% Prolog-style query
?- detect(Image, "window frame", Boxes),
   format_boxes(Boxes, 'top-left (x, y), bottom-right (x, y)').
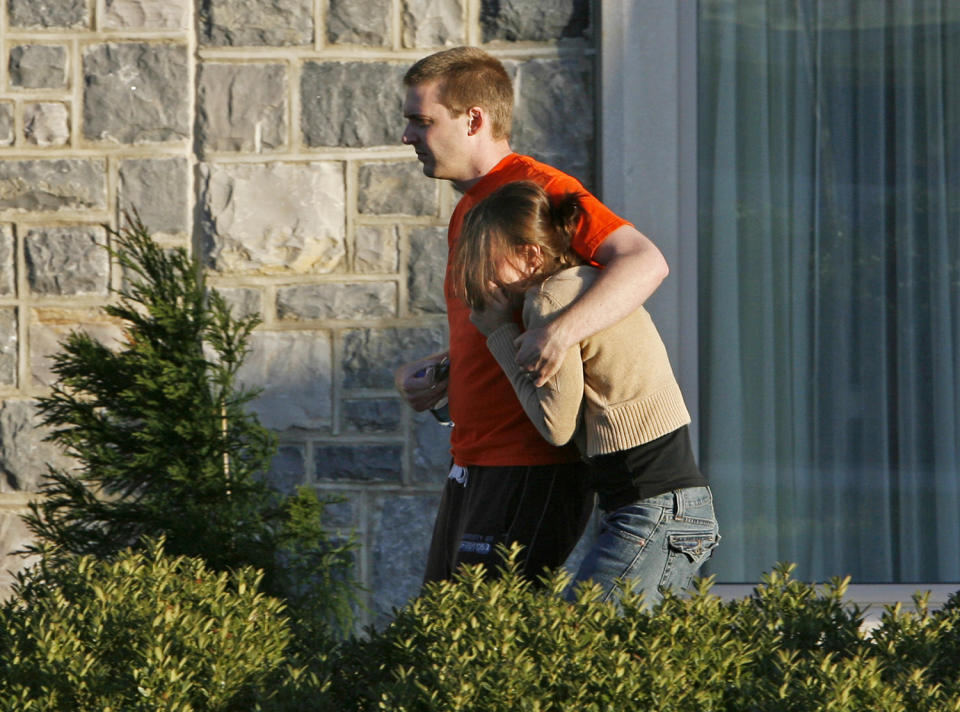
top-left (596, 0), bottom-right (955, 613)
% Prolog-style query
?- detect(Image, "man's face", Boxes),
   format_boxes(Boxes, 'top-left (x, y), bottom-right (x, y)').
top-left (402, 81), bottom-right (473, 183)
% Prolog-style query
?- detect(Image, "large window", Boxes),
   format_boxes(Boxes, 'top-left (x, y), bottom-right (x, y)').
top-left (697, 1), bottom-right (960, 583)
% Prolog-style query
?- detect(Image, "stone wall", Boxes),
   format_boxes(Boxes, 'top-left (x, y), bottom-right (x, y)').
top-left (0, 0), bottom-right (596, 626)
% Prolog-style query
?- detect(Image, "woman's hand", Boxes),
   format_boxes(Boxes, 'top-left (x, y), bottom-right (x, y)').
top-left (469, 285), bottom-right (517, 336)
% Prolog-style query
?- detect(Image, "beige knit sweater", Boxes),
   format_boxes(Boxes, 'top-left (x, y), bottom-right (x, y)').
top-left (485, 266), bottom-right (691, 457)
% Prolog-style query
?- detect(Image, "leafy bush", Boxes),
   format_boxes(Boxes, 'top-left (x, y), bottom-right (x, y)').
top-left (315, 547), bottom-right (960, 712)
top-left (0, 540), bottom-right (296, 711)
top-left (3, 541), bottom-right (959, 710)
top-left (21, 215), bottom-right (358, 638)
top-left (871, 591), bottom-right (960, 709)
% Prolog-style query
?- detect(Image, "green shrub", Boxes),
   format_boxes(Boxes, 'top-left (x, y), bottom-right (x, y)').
top-left (315, 547), bottom-right (960, 712)
top-left (0, 540), bottom-right (293, 712)
top-left (871, 591), bottom-right (960, 709)
top-left (3, 539), bottom-right (960, 710)
top-left (21, 215), bottom-right (358, 639)
top-left (323, 547), bottom-right (754, 712)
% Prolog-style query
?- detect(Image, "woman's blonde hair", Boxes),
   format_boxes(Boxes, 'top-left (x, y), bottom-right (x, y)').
top-left (451, 181), bottom-right (584, 310)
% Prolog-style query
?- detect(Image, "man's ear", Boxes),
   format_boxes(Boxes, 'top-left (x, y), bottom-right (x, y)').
top-left (466, 106), bottom-right (483, 135)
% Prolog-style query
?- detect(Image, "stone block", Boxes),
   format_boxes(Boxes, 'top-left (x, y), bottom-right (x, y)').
top-left (8, 45), bottom-right (68, 89)
top-left (411, 410), bottom-right (451, 483)
top-left (481, 0), bottom-right (590, 42)
top-left (313, 443), bottom-right (402, 482)
top-left (25, 226), bottom-right (109, 297)
top-left (8, 0), bottom-right (87, 28)
top-left (29, 308), bottom-right (125, 388)
top-left (354, 225), bottom-right (399, 274)
top-left (267, 444), bottom-right (306, 494)
top-left (0, 225), bottom-right (15, 296)
top-left (0, 399), bottom-right (75, 493)
top-left (104, 0), bottom-right (189, 29)
top-left (370, 493), bottom-right (440, 623)
top-left (0, 103), bottom-right (13, 146)
top-left (341, 326), bottom-right (447, 390)
top-left (402, 0), bottom-right (465, 48)
top-left (198, 0), bottom-right (313, 46)
top-left (199, 162), bottom-right (346, 275)
top-left (318, 494), bottom-right (359, 532)
top-left (358, 162), bottom-right (438, 216)
top-left (408, 226), bottom-right (447, 314)
top-left (301, 62), bottom-right (406, 148)
top-left (342, 398), bottom-right (403, 433)
top-left (197, 63), bottom-right (287, 153)
top-left (118, 158), bottom-right (189, 236)
top-left (213, 286), bottom-right (262, 320)
top-left (23, 102), bottom-right (70, 147)
top-left (237, 330), bottom-right (333, 432)
top-left (25, 226), bottom-right (108, 296)
top-left (0, 512), bottom-right (36, 599)
top-left (0, 159), bottom-right (106, 212)
top-left (512, 57), bottom-right (594, 188)
top-left (83, 43), bottom-right (189, 144)
top-left (327, 0), bottom-right (390, 46)
top-left (277, 282), bottom-right (396, 321)
top-left (0, 308), bottom-right (17, 386)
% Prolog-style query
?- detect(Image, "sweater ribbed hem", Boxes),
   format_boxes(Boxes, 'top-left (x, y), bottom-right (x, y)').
top-left (586, 382), bottom-right (690, 457)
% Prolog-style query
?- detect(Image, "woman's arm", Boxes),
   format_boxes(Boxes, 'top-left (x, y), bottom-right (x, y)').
top-left (513, 224), bottom-right (668, 386)
top-left (480, 292), bottom-right (584, 446)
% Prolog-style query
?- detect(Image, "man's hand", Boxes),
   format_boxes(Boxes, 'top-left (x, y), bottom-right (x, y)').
top-left (394, 351), bottom-right (450, 411)
top-left (514, 320), bottom-right (571, 387)
top-left (468, 286), bottom-right (515, 336)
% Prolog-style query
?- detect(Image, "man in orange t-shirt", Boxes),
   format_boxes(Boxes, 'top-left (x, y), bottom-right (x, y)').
top-left (394, 47), bottom-right (669, 583)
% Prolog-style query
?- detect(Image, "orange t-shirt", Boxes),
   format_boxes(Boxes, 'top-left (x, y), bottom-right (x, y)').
top-left (445, 153), bottom-right (631, 466)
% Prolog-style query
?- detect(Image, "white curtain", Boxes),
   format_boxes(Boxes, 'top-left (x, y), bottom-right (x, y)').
top-left (698, 0), bottom-right (960, 582)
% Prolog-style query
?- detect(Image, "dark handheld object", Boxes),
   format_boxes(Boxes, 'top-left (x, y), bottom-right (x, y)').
top-left (414, 357), bottom-right (450, 383)
top-left (415, 357), bottom-right (453, 427)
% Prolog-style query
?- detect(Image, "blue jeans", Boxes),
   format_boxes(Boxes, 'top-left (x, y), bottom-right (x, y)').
top-left (567, 487), bottom-right (719, 608)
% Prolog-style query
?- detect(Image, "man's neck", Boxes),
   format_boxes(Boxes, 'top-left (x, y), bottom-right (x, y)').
top-left (452, 142), bottom-right (512, 193)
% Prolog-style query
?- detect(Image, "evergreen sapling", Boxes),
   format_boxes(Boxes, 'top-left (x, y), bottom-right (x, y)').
top-left (22, 215), bottom-right (358, 637)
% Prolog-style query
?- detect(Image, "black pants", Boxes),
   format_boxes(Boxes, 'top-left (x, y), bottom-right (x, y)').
top-left (422, 462), bottom-right (594, 586)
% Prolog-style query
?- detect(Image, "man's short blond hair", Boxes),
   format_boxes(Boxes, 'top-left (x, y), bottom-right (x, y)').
top-left (404, 46), bottom-right (514, 140)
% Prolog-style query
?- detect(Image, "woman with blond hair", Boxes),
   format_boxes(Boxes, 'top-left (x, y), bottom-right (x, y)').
top-left (451, 181), bottom-right (720, 607)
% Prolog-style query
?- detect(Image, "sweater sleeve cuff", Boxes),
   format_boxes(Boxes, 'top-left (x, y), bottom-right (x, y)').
top-left (486, 323), bottom-right (523, 370)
